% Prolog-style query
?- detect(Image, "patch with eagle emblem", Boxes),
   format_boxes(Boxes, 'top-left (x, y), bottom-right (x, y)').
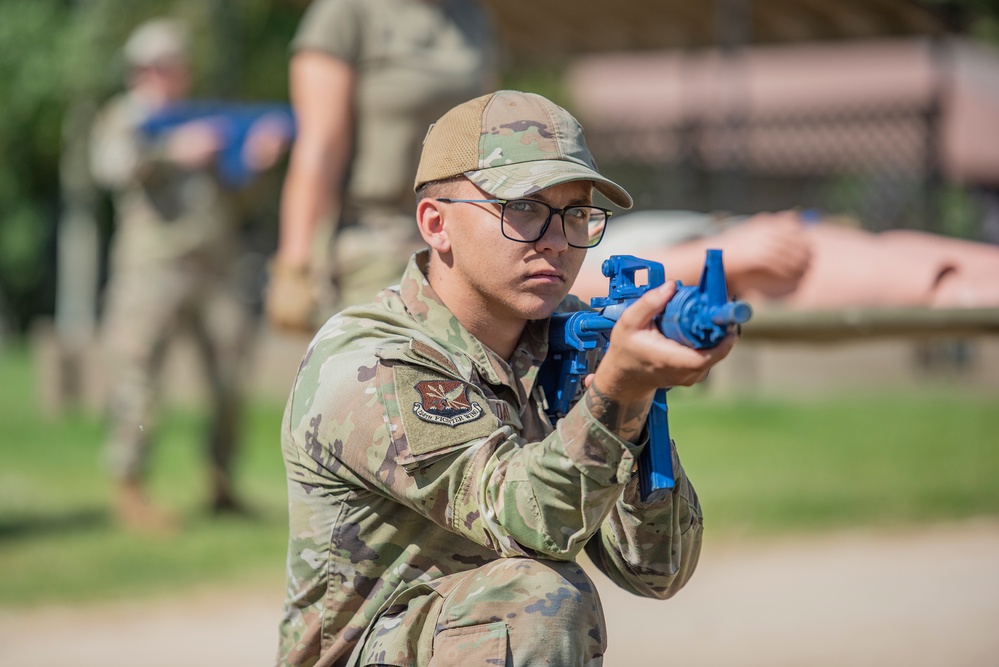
top-left (390, 365), bottom-right (497, 461)
top-left (412, 379), bottom-right (483, 427)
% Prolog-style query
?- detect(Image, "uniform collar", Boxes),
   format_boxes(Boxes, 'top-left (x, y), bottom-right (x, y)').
top-left (398, 250), bottom-right (549, 394)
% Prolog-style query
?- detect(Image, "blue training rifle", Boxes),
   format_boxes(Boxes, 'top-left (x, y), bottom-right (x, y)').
top-left (139, 101), bottom-right (296, 188)
top-left (538, 250), bottom-right (752, 502)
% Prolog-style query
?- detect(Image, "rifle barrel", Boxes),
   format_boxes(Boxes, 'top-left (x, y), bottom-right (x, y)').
top-left (710, 301), bottom-right (753, 326)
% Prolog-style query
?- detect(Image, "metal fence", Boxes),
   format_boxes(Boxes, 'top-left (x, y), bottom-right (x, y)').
top-left (585, 101), bottom-right (995, 239)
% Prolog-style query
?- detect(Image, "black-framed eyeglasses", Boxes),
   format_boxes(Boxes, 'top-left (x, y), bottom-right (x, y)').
top-left (436, 198), bottom-right (612, 249)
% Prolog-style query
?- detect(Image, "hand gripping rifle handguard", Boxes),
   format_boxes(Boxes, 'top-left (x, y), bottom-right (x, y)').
top-left (139, 102), bottom-right (296, 188)
top-left (538, 250), bottom-right (752, 502)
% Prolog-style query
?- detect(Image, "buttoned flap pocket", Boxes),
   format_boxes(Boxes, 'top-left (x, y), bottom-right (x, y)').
top-left (382, 364), bottom-right (500, 472)
top-left (429, 622), bottom-right (509, 667)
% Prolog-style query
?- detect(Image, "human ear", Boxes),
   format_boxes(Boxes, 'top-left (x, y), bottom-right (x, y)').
top-left (416, 198), bottom-right (451, 253)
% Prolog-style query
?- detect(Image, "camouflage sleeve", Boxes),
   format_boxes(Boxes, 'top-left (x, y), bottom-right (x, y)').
top-left (89, 98), bottom-right (170, 190)
top-left (90, 100), bottom-right (143, 189)
top-left (584, 440), bottom-right (704, 600)
top-left (286, 340), bottom-right (641, 562)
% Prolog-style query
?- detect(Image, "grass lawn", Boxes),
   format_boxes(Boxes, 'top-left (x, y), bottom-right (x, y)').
top-left (2, 342), bottom-right (998, 607)
top-left (0, 342), bottom-right (290, 607)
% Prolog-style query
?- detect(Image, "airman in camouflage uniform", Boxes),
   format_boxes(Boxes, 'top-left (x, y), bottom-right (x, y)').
top-left (277, 91), bottom-right (736, 666)
top-left (265, 0), bottom-right (497, 331)
top-left (91, 19), bottom-right (281, 529)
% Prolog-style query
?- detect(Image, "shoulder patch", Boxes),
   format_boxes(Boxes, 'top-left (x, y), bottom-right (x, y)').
top-left (394, 365), bottom-right (497, 459)
top-left (412, 379), bottom-right (483, 427)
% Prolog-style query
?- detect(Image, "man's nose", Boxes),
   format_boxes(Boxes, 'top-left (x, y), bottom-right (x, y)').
top-left (535, 213), bottom-right (569, 252)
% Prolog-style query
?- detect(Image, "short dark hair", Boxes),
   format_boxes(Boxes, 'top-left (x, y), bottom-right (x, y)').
top-left (415, 175), bottom-right (467, 204)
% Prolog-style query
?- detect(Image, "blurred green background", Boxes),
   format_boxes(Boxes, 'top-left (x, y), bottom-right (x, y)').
top-left (0, 0), bottom-right (303, 335)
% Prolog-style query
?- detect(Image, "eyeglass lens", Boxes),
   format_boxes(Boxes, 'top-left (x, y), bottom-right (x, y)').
top-left (501, 200), bottom-right (607, 248)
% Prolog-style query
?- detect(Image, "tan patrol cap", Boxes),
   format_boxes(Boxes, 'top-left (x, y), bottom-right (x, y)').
top-left (124, 18), bottom-right (189, 67)
top-left (414, 90), bottom-right (633, 209)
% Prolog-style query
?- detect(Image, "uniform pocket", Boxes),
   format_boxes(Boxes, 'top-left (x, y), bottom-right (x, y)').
top-left (429, 621), bottom-right (508, 667)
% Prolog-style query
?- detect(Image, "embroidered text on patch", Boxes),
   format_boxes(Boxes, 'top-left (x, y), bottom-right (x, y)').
top-left (412, 380), bottom-right (483, 427)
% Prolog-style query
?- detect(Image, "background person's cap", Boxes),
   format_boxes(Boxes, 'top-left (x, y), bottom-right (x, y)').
top-left (124, 18), bottom-right (190, 67)
top-left (414, 90), bottom-right (633, 209)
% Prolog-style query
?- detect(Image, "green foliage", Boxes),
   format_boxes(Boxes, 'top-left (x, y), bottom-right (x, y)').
top-left (0, 2), bottom-right (70, 330)
top-left (0, 204), bottom-right (47, 294)
top-left (0, 0), bottom-right (302, 333)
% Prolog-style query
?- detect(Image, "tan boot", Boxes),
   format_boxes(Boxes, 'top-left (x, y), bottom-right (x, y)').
top-left (114, 478), bottom-right (179, 534)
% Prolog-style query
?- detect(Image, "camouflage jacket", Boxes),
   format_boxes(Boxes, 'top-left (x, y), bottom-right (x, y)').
top-left (277, 250), bottom-right (703, 666)
top-left (291, 0), bottom-right (496, 225)
top-left (89, 92), bottom-right (242, 269)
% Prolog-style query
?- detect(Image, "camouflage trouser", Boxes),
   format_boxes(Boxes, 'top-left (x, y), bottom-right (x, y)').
top-left (101, 254), bottom-right (251, 482)
top-left (353, 558), bottom-right (607, 667)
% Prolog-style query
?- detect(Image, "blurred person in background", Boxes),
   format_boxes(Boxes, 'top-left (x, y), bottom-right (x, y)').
top-left (90, 18), bottom-right (288, 531)
top-left (573, 208), bottom-right (999, 310)
top-left (264, 0), bottom-right (498, 333)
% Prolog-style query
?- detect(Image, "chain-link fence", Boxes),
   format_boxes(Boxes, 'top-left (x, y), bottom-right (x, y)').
top-left (585, 98), bottom-right (996, 240)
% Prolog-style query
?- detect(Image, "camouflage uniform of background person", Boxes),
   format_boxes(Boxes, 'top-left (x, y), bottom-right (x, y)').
top-left (90, 18), bottom-right (288, 531)
top-left (264, 0), bottom-right (497, 332)
top-left (573, 209), bottom-right (999, 310)
top-left (276, 90), bottom-right (737, 667)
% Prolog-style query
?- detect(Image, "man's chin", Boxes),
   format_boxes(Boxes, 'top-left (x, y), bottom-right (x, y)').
top-left (515, 292), bottom-right (569, 321)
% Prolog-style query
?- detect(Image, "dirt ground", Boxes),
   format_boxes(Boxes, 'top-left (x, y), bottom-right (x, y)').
top-left (2, 518), bottom-right (997, 667)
